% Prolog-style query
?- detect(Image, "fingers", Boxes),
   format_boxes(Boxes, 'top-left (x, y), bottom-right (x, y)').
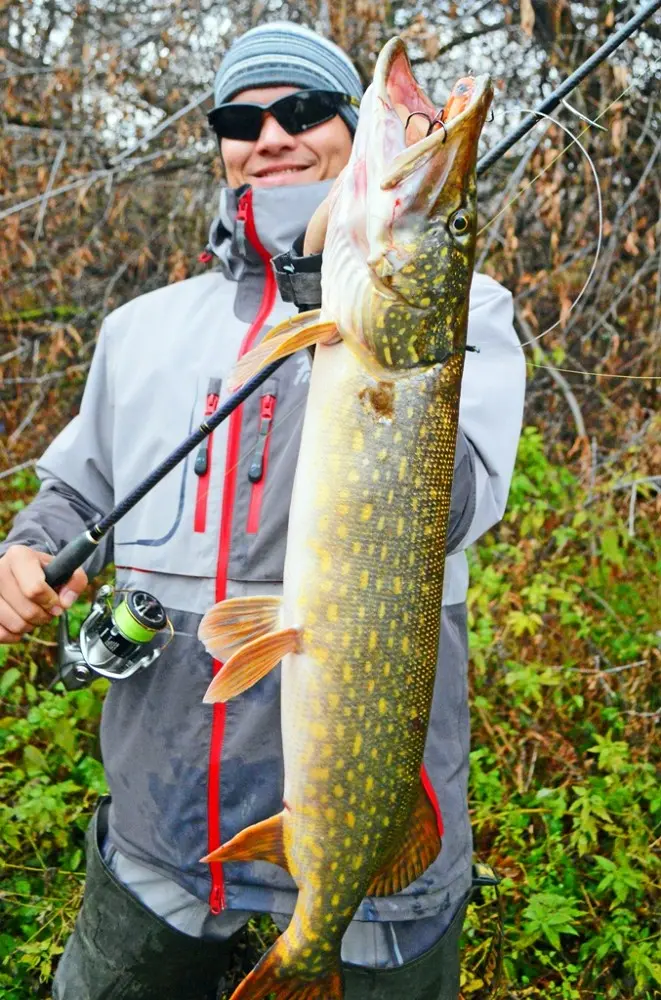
top-left (303, 197), bottom-right (331, 256)
top-left (0, 546), bottom-right (88, 644)
top-left (303, 173), bottom-right (344, 256)
top-left (0, 571), bottom-right (54, 627)
top-left (0, 595), bottom-right (31, 641)
top-left (54, 565), bottom-right (88, 610)
top-left (8, 549), bottom-right (63, 613)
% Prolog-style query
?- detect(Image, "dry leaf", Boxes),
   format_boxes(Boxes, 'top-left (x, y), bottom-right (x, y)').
top-left (611, 116), bottom-right (626, 153)
top-left (612, 65), bottom-right (629, 90)
top-left (559, 295), bottom-right (572, 327)
top-left (623, 231), bottom-right (639, 256)
top-left (520, 0), bottom-right (535, 36)
top-left (424, 32), bottom-right (440, 61)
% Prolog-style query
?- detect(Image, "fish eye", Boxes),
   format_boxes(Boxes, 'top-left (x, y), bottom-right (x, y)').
top-left (450, 211), bottom-right (470, 235)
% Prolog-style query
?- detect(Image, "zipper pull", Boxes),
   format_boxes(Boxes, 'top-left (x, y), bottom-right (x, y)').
top-left (195, 379), bottom-right (221, 477)
top-left (236, 188), bottom-right (251, 220)
top-left (248, 394), bottom-right (275, 484)
top-left (194, 441), bottom-right (210, 476)
top-left (209, 883), bottom-right (223, 915)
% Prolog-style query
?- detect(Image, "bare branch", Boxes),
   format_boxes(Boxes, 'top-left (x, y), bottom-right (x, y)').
top-left (515, 307), bottom-right (587, 439)
top-left (33, 138), bottom-right (67, 242)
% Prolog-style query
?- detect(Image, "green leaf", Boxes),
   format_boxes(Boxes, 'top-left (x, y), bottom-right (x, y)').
top-left (600, 528), bottom-right (625, 569)
top-left (0, 668), bottom-right (21, 697)
top-left (22, 745), bottom-right (49, 775)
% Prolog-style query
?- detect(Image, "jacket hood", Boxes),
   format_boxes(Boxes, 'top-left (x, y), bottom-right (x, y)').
top-left (208, 181), bottom-right (334, 281)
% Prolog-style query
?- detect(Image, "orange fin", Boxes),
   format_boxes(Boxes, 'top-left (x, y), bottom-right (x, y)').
top-left (261, 308), bottom-right (323, 343)
top-left (367, 779), bottom-right (441, 896)
top-left (201, 810), bottom-right (288, 870)
top-left (202, 627), bottom-right (300, 702)
top-left (198, 595), bottom-right (282, 659)
top-left (229, 940), bottom-right (343, 1000)
top-left (230, 314), bottom-right (337, 389)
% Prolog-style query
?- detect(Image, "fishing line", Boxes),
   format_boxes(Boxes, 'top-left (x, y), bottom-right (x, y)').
top-left (219, 393), bottom-right (311, 485)
top-left (527, 362), bottom-right (661, 379)
top-left (478, 60), bottom-right (659, 236)
top-left (482, 101), bottom-right (659, 379)
top-left (560, 98), bottom-right (608, 131)
top-left (489, 108), bottom-right (603, 346)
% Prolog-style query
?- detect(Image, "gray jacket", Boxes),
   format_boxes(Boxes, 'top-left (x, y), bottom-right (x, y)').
top-left (2, 181), bottom-right (525, 922)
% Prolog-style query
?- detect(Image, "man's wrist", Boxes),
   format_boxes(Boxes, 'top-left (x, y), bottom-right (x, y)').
top-left (272, 232), bottom-right (323, 312)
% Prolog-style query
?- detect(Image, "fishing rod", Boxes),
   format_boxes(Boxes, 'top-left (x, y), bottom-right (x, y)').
top-left (43, 0), bottom-right (661, 623)
top-left (477, 0), bottom-right (661, 176)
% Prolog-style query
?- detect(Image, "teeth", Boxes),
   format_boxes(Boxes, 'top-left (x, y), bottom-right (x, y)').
top-left (260, 167), bottom-right (306, 176)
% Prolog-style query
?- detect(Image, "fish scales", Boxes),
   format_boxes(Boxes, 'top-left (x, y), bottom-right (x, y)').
top-left (198, 36), bottom-right (493, 1000)
top-left (279, 350), bottom-right (463, 971)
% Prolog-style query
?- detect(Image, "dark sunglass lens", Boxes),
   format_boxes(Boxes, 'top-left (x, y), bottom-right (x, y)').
top-left (209, 105), bottom-right (263, 141)
top-left (274, 91), bottom-right (342, 134)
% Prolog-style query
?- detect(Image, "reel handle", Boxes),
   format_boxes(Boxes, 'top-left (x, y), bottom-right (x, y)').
top-left (44, 533), bottom-right (98, 590)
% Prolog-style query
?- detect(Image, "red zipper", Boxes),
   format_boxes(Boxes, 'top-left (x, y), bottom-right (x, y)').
top-left (421, 764), bottom-right (444, 838)
top-left (193, 384), bottom-right (221, 534)
top-left (246, 393), bottom-right (276, 534)
top-left (207, 187), bottom-right (278, 913)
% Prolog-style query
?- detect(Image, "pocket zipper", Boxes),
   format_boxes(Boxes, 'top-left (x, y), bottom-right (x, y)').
top-left (193, 378), bottom-right (221, 534)
top-left (246, 392), bottom-right (276, 534)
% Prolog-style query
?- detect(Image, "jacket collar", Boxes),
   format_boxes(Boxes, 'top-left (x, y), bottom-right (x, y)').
top-left (208, 181), bottom-right (333, 281)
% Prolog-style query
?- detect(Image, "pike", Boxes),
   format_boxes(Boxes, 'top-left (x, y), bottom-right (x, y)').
top-left (198, 37), bottom-right (493, 1000)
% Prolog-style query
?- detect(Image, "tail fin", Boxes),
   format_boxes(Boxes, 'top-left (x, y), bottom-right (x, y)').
top-left (230, 940), bottom-right (343, 1000)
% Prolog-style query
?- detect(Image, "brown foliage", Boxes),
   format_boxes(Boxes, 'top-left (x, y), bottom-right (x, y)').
top-left (1, 0), bottom-right (659, 477)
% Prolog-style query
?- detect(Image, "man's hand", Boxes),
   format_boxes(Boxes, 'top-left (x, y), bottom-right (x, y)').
top-left (303, 171), bottom-right (345, 256)
top-left (303, 174), bottom-right (343, 346)
top-left (0, 546), bottom-right (87, 643)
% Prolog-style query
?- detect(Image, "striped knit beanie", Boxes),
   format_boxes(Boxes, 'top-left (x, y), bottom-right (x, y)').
top-left (213, 22), bottom-right (363, 135)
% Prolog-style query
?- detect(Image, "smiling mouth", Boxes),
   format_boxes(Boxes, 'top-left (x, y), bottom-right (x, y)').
top-left (253, 165), bottom-right (311, 178)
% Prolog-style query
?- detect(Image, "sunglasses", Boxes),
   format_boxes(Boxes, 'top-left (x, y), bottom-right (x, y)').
top-left (208, 89), bottom-right (360, 142)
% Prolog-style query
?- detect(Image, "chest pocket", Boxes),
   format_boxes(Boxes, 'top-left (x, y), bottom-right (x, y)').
top-left (112, 378), bottom-right (223, 579)
top-left (228, 352), bottom-right (311, 583)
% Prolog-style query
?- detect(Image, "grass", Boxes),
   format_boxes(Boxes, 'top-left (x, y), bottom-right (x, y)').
top-left (0, 426), bottom-right (659, 999)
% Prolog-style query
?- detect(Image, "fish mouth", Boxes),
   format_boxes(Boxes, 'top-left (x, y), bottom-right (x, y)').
top-left (375, 38), bottom-right (492, 190)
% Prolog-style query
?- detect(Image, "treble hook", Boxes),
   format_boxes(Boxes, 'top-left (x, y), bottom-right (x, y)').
top-left (404, 111), bottom-right (448, 143)
top-left (426, 114), bottom-right (448, 141)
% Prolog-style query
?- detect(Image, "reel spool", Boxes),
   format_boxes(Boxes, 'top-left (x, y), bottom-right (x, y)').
top-left (57, 585), bottom-right (169, 690)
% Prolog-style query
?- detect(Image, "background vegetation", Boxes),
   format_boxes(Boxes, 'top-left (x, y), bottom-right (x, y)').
top-left (1, 0), bottom-right (659, 997)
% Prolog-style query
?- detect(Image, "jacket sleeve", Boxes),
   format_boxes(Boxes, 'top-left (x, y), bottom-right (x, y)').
top-left (0, 322), bottom-right (115, 580)
top-left (449, 274), bottom-right (526, 552)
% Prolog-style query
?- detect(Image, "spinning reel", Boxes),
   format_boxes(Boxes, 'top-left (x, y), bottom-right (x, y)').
top-left (57, 585), bottom-right (171, 690)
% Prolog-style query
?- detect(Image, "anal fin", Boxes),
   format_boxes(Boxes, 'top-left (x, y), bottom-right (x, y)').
top-left (198, 595), bottom-right (282, 660)
top-left (230, 311), bottom-right (337, 389)
top-left (202, 627), bottom-right (300, 702)
top-left (201, 810), bottom-right (288, 871)
top-left (367, 778), bottom-right (442, 897)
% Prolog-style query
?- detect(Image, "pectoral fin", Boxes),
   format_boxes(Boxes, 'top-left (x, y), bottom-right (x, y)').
top-left (261, 308), bottom-right (323, 342)
top-left (201, 811), bottom-right (288, 870)
top-left (230, 312), bottom-right (337, 389)
top-left (202, 627), bottom-right (300, 702)
top-left (198, 595), bottom-right (282, 659)
top-left (367, 778), bottom-right (442, 897)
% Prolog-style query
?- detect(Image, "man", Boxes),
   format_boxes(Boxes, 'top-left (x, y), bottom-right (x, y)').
top-left (0, 21), bottom-right (525, 1000)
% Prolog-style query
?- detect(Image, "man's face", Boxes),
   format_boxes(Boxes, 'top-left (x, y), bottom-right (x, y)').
top-left (220, 85), bottom-right (353, 189)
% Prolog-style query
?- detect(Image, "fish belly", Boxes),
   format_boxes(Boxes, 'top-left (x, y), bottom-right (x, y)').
top-left (279, 340), bottom-right (462, 942)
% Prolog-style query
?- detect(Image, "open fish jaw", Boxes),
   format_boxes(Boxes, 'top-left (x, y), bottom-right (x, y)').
top-left (322, 38), bottom-right (492, 372)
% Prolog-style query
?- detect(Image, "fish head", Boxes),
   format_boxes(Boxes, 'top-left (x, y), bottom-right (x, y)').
top-left (325, 38), bottom-right (492, 372)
